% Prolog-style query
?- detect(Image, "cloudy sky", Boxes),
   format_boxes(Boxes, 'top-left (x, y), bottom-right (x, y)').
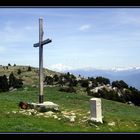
top-left (0, 8), bottom-right (140, 71)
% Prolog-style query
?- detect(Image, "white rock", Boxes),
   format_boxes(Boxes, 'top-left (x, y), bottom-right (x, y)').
top-left (63, 115), bottom-right (70, 119)
top-left (87, 111), bottom-right (90, 114)
top-left (44, 111), bottom-right (54, 116)
top-left (108, 122), bottom-right (115, 126)
top-left (36, 113), bottom-right (44, 116)
top-left (70, 113), bottom-right (75, 116)
top-left (70, 116), bottom-right (75, 122)
top-left (53, 115), bottom-right (58, 119)
top-left (83, 116), bottom-right (88, 119)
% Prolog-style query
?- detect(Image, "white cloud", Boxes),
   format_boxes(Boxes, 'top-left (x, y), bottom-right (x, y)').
top-left (48, 63), bottom-right (72, 72)
top-left (78, 24), bottom-right (91, 31)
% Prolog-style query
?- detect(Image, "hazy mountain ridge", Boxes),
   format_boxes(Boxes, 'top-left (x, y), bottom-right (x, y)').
top-left (66, 67), bottom-right (140, 90)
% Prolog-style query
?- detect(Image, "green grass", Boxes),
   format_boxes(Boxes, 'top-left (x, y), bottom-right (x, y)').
top-left (0, 86), bottom-right (140, 132)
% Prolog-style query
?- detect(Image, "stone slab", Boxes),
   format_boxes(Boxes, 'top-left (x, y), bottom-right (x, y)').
top-left (90, 98), bottom-right (103, 123)
top-left (28, 101), bottom-right (59, 112)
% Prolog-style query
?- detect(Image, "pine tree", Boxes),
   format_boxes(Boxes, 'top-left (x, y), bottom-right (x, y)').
top-left (9, 72), bottom-right (16, 88)
top-left (8, 63), bottom-right (11, 66)
top-left (9, 72), bottom-right (23, 88)
top-left (27, 66), bottom-right (32, 71)
top-left (0, 75), bottom-right (9, 92)
top-left (17, 69), bottom-right (21, 75)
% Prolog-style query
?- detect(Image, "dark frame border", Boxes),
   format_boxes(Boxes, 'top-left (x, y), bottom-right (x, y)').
top-left (0, 2), bottom-right (140, 140)
top-left (0, 0), bottom-right (140, 6)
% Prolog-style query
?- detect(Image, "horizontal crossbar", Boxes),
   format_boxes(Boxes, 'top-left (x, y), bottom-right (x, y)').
top-left (33, 38), bottom-right (52, 47)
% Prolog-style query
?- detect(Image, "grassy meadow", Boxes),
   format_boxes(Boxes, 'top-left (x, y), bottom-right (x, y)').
top-left (0, 65), bottom-right (139, 133)
top-left (0, 86), bottom-right (140, 132)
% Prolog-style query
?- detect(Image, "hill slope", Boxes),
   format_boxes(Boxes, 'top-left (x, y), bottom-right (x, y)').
top-left (0, 86), bottom-right (140, 132)
top-left (0, 65), bottom-right (61, 86)
top-left (0, 65), bottom-right (140, 132)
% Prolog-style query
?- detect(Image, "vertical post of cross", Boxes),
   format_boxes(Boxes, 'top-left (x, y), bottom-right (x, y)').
top-left (39, 18), bottom-right (44, 103)
top-left (33, 18), bottom-right (52, 104)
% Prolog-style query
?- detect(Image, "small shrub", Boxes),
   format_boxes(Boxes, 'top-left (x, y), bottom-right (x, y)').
top-left (17, 69), bottom-right (21, 75)
top-left (59, 87), bottom-right (76, 93)
top-left (19, 101), bottom-right (29, 109)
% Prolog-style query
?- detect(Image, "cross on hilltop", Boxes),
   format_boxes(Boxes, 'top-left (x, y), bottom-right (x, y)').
top-left (33, 18), bottom-right (52, 103)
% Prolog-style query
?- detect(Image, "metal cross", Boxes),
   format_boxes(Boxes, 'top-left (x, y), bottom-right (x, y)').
top-left (33, 18), bottom-right (52, 103)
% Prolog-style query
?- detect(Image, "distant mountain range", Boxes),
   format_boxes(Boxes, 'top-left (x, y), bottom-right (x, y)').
top-left (65, 67), bottom-right (140, 90)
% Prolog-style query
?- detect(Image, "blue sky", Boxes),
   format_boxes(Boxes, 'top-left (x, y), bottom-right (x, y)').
top-left (0, 8), bottom-right (140, 71)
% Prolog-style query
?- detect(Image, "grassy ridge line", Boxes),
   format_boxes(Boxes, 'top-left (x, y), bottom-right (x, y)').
top-left (0, 86), bottom-right (139, 132)
top-left (0, 65), bottom-right (61, 86)
top-left (0, 65), bottom-right (59, 76)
